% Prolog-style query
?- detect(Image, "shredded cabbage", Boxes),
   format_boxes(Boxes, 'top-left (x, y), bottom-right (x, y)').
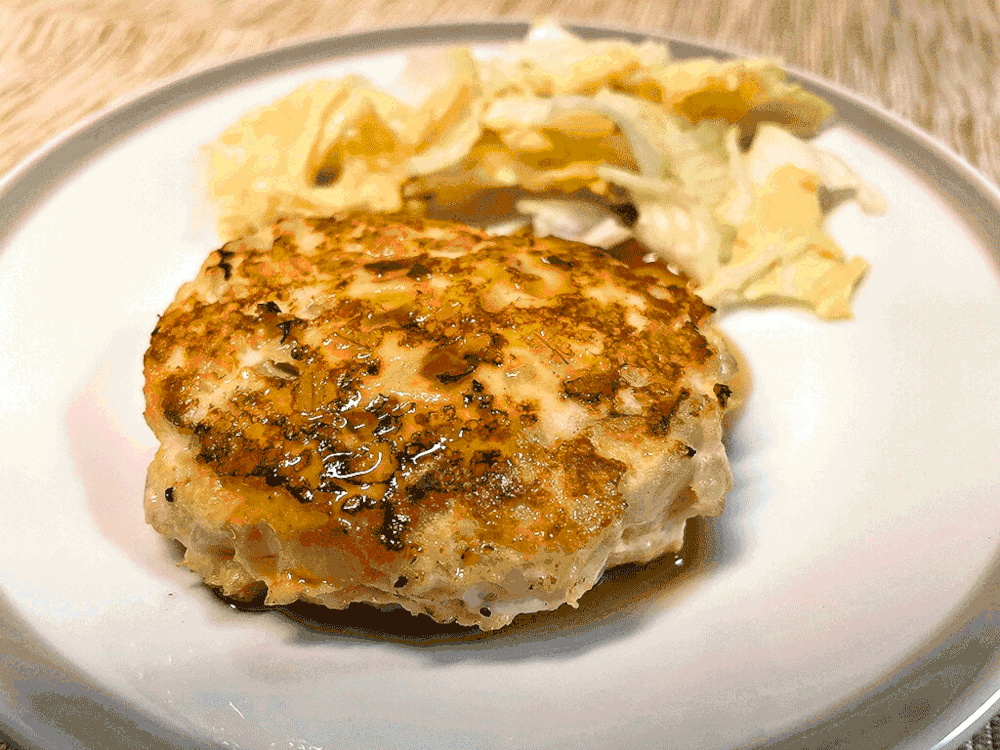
top-left (621, 56), bottom-right (835, 138)
top-left (515, 198), bottom-right (631, 249)
top-left (203, 20), bottom-right (884, 319)
top-left (743, 124), bottom-right (887, 214)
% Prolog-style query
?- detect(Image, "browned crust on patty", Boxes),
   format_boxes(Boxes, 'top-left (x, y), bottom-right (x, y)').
top-left (144, 213), bottom-right (730, 621)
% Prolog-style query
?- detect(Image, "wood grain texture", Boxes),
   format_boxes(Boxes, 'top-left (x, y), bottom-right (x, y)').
top-left (2, 0), bottom-right (1000, 182)
top-left (1, 2), bottom-right (999, 750)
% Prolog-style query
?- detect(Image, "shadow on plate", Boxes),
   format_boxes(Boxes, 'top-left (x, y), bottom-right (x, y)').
top-left (223, 384), bottom-right (762, 660)
top-left (65, 330), bottom-right (163, 578)
top-left (198, 515), bottom-right (728, 662)
top-left (70, 326), bottom-right (761, 662)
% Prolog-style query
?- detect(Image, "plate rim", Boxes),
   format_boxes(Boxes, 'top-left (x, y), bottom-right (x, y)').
top-left (2, 19), bottom-right (1000, 750)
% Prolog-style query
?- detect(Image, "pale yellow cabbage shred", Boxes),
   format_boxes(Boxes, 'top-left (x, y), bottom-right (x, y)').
top-left (698, 164), bottom-right (870, 319)
top-left (202, 22), bottom-right (884, 319)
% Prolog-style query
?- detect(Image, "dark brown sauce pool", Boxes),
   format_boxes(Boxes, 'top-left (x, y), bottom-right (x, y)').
top-left (203, 516), bottom-right (715, 645)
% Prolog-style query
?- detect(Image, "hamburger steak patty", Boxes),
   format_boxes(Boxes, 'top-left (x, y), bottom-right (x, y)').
top-left (144, 213), bottom-right (736, 629)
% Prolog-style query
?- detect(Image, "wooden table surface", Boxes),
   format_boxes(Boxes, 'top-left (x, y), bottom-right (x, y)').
top-left (4, 0), bottom-right (1000, 185)
top-left (2, 1), bottom-right (999, 749)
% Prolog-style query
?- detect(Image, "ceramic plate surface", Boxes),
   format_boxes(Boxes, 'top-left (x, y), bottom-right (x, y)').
top-left (2, 23), bottom-right (1000, 750)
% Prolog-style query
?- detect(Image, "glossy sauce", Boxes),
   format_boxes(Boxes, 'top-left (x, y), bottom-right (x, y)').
top-left (145, 213), bottom-right (734, 571)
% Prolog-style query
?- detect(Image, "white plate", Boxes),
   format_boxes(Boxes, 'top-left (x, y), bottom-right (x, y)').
top-left (2, 23), bottom-right (1000, 750)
